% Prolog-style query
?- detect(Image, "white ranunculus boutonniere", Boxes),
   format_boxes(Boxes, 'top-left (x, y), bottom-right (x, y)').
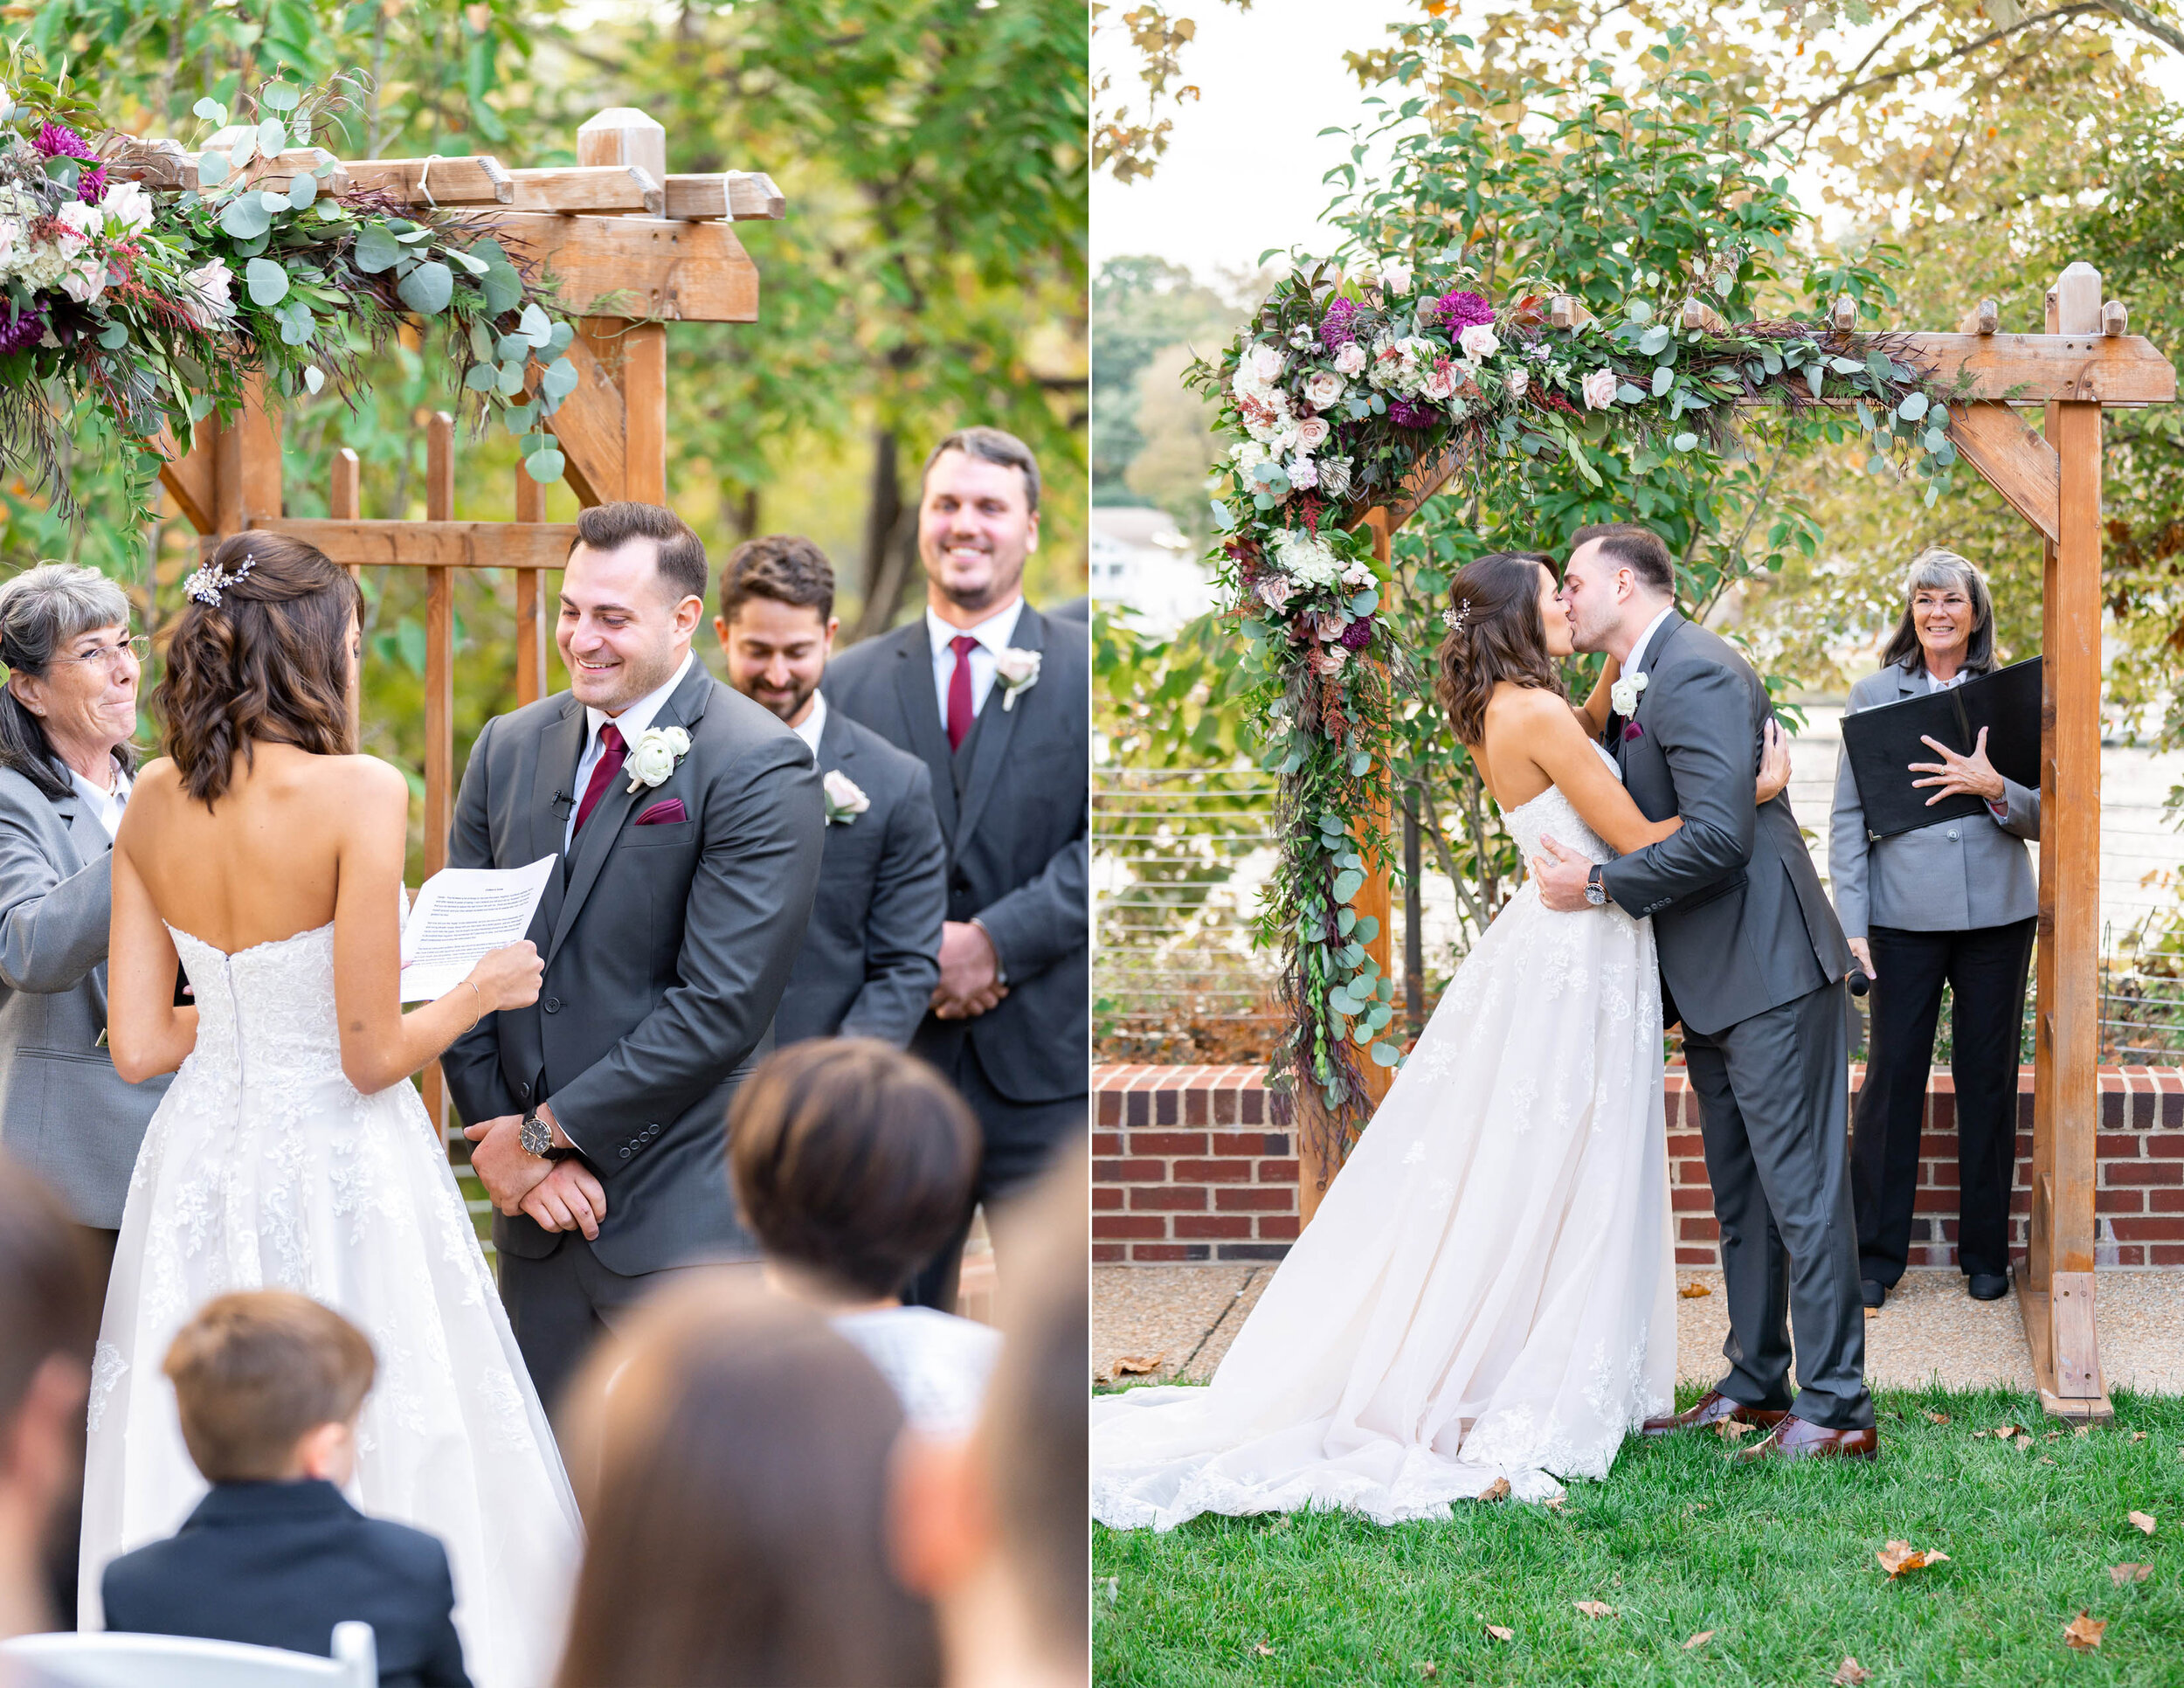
top-left (994, 647), bottom-right (1041, 712)
top-left (624, 725), bottom-right (693, 792)
top-left (1609, 671), bottom-right (1648, 716)
top-left (822, 769), bottom-right (871, 826)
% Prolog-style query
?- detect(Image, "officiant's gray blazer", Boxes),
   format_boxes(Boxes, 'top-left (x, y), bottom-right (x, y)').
top-left (1598, 612), bottom-right (1852, 1037)
top-left (439, 659), bottom-right (824, 1275)
top-left (1828, 660), bottom-right (2040, 938)
top-left (0, 765), bottom-right (168, 1228)
top-left (774, 707), bottom-right (946, 1048)
top-left (823, 602), bottom-right (1088, 1105)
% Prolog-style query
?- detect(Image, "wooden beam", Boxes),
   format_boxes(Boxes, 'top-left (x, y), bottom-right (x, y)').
top-left (341, 156), bottom-right (515, 205)
top-left (664, 171), bottom-right (787, 221)
top-left (242, 518), bottom-right (581, 569)
top-left (540, 337), bottom-right (625, 506)
top-left (1900, 331), bottom-right (2174, 405)
top-left (1945, 402), bottom-right (2059, 543)
top-left (506, 165), bottom-right (664, 217)
top-left (152, 426), bottom-right (215, 535)
top-left (1546, 294), bottom-right (1593, 329)
top-left (331, 448), bottom-right (362, 744)
top-left (491, 214), bottom-right (759, 321)
top-left (623, 322), bottom-right (667, 505)
top-left (515, 470), bottom-right (552, 707)
top-left (424, 415), bottom-right (456, 888)
top-left (1377, 447), bottom-right (1465, 532)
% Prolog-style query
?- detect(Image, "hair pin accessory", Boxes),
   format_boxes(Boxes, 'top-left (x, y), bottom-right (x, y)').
top-left (183, 554), bottom-right (254, 607)
top-left (1442, 598), bottom-right (1471, 632)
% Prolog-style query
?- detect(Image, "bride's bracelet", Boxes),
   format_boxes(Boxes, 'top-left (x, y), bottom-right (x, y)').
top-left (462, 979), bottom-right (484, 1032)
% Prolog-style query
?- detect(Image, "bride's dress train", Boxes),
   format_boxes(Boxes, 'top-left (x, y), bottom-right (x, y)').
top-left (79, 922), bottom-right (581, 1688)
top-left (1093, 749), bottom-right (1676, 1527)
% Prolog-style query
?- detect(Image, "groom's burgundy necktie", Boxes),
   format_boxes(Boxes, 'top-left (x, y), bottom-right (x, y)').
top-left (574, 723), bottom-right (626, 833)
top-left (945, 634), bottom-right (979, 752)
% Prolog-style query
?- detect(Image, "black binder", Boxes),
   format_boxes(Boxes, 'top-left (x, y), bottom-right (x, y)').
top-left (1840, 655), bottom-right (2042, 841)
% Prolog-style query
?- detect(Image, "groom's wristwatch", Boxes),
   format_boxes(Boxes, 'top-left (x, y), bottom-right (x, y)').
top-left (1585, 864), bottom-right (1607, 907)
top-left (519, 1108), bottom-right (554, 1159)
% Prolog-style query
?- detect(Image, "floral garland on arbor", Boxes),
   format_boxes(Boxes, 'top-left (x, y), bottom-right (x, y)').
top-left (0, 52), bottom-right (582, 523)
top-left (1199, 254), bottom-right (1968, 1153)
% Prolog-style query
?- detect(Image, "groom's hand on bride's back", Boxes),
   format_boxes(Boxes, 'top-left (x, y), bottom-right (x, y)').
top-left (1531, 835), bottom-right (1595, 912)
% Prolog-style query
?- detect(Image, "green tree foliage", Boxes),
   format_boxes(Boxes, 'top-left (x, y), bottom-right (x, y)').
top-left (1091, 254), bottom-right (1238, 519)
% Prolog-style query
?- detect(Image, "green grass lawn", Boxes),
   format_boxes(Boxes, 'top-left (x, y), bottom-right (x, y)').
top-left (1094, 1385), bottom-right (2184, 1686)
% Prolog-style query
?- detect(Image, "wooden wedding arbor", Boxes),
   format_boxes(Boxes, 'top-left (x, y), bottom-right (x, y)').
top-left (143, 105), bottom-right (780, 1132)
top-left (1309, 261), bottom-right (2176, 1422)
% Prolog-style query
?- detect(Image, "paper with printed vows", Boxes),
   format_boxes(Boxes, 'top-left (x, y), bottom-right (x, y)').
top-left (399, 855), bottom-right (556, 1001)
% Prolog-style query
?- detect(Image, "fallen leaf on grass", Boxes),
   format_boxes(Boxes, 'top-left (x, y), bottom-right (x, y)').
top-left (1544, 1494), bottom-right (1566, 1511)
top-left (1573, 1601), bottom-right (1615, 1619)
top-left (2063, 1611), bottom-right (2106, 1650)
top-left (1924, 1411), bottom-right (1950, 1424)
top-left (1110, 1353), bottom-right (1166, 1377)
top-left (2075, 1424), bottom-right (2090, 1438)
top-left (2045, 1429), bottom-right (2063, 1441)
top-left (1679, 1281), bottom-right (1711, 1297)
top-left (1683, 1630), bottom-right (1715, 1650)
top-left (1417, 1664), bottom-right (1437, 1679)
top-left (2130, 1430), bottom-right (2147, 1442)
top-left (2130, 1511), bottom-right (2157, 1535)
top-left (1971, 1429), bottom-right (1990, 1439)
top-left (1483, 1623), bottom-right (1513, 1643)
top-left (2039, 1456), bottom-right (2056, 1465)
top-left (1876, 1540), bottom-right (1951, 1578)
top-left (1994, 1422), bottom-right (2021, 1439)
top-left (1479, 1477), bottom-right (1511, 1502)
top-left (1716, 1418), bottom-right (1758, 1441)
top-left (1253, 1642), bottom-right (1275, 1657)
top-left (1833, 1659), bottom-right (1872, 1685)
top-left (2111, 1563), bottom-right (2153, 1585)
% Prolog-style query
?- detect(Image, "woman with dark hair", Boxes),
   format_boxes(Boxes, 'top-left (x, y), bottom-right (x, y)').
top-left (554, 1280), bottom-right (941, 1688)
top-left (1830, 547), bottom-right (2037, 1309)
top-left (1095, 550), bottom-right (1790, 1527)
top-left (76, 535), bottom-right (582, 1688)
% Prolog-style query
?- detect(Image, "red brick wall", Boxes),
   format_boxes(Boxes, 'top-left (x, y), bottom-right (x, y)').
top-left (1095, 1063), bottom-right (2184, 1269)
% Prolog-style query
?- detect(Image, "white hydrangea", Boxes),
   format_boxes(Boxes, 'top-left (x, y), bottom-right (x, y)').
top-left (13, 239), bottom-right (70, 290)
top-left (1268, 528), bottom-right (1343, 588)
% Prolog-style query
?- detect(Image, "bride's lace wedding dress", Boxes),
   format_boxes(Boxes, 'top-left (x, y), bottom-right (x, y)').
top-left (79, 921), bottom-right (582, 1688)
top-left (1093, 746), bottom-right (1675, 1527)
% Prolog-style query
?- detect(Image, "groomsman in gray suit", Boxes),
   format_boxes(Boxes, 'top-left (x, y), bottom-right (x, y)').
top-left (824, 426), bottom-right (1089, 1311)
top-left (714, 533), bottom-right (947, 1046)
top-left (443, 502), bottom-right (824, 1411)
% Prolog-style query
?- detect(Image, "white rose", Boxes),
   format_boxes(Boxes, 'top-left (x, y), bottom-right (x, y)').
top-left (1340, 558), bottom-right (1375, 587)
top-left (1229, 439), bottom-right (1269, 472)
top-left (1333, 342), bottom-right (1366, 377)
top-left (993, 646), bottom-right (1041, 710)
top-left (1609, 672), bottom-right (1648, 716)
top-left (99, 181), bottom-right (155, 235)
top-left (1580, 368), bottom-right (1620, 411)
top-left (1420, 363), bottom-right (1457, 402)
top-left (182, 258), bottom-right (235, 328)
top-left (1505, 367), bottom-right (1530, 400)
top-left (622, 724), bottom-right (692, 792)
top-left (821, 768), bottom-right (871, 823)
top-left (59, 257), bottom-right (105, 305)
top-left (1303, 370), bottom-right (1345, 408)
top-left (1256, 573), bottom-right (1295, 612)
top-left (0, 218), bottom-right (17, 273)
top-left (1296, 414), bottom-right (1330, 452)
top-left (1380, 257), bottom-right (1413, 294)
top-left (1247, 344), bottom-right (1286, 384)
top-left (1287, 325), bottom-right (1317, 350)
top-left (53, 200), bottom-right (101, 249)
top-left (1458, 323), bottom-right (1501, 361)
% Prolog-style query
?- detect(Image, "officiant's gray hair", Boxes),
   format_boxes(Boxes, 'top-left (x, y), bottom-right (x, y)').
top-left (0, 563), bottom-right (137, 802)
top-left (1880, 546), bottom-right (1995, 676)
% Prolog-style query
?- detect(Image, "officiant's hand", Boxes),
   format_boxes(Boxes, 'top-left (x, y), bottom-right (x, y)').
top-left (1531, 835), bottom-right (1595, 911)
top-left (1848, 937), bottom-right (1876, 979)
top-left (1911, 727), bottom-right (2006, 805)
top-left (519, 1161), bottom-right (607, 1239)
top-left (461, 1113), bottom-right (552, 1214)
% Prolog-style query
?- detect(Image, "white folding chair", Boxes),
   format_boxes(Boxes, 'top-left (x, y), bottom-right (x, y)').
top-left (0, 1620), bottom-right (376, 1688)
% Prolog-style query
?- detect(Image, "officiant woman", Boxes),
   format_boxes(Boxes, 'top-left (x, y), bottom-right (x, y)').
top-left (1829, 547), bottom-right (2037, 1311)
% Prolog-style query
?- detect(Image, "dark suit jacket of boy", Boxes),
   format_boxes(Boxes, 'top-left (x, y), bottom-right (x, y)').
top-left (100, 1479), bottom-right (470, 1688)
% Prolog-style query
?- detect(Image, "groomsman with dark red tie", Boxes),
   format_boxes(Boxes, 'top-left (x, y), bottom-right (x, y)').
top-left (823, 427), bottom-right (1089, 1311)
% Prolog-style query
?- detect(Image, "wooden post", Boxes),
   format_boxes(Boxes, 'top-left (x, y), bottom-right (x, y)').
top-left (573, 107), bottom-right (670, 508)
top-left (422, 414), bottom-right (456, 1145)
top-left (331, 449), bottom-right (362, 743)
top-left (2023, 262), bottom-right (2110, 1417)
top-left (515, 470), bottom-right (550, 707)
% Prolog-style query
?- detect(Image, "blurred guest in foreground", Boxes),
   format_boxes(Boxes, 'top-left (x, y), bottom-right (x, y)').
top-left (893, 1142), bottom-right (1089, 1688)
top-left (1830, 547), bottom-right (2037, 1310)
top-left (714, 536), bottom-right (946, 1047)
top-left (554, 1283), bottom-right (940, 1688)
top-left (100, 1291), bottom-right (470, 1688)
top-left (729, 1038), bottom-right (999, 1436)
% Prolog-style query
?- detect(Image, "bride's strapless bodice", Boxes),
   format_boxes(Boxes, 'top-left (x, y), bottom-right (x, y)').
top-left (1503, 742), bottom-right (1621, 869)
top-left (165, 922), bottom-right (347, 1098)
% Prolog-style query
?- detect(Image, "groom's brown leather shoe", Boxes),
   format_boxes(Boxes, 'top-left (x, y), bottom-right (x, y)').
top-left (1731, 1416), bottom-right (1878, 1463)
top-left (1640, 1388), bottom-right (1787, 1437)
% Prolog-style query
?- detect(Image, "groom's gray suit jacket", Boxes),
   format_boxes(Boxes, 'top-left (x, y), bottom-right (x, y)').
top-left (1597, 613), bottom-right (1850, 1036)
top-left (440, 660), bottom-right (824, 1275)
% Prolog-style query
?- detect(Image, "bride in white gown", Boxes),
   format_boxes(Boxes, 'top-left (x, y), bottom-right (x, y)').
top-left (1093, 550), bottom-right (1790, 1527)
top-left (79, 536), bottom-right (581, 1688)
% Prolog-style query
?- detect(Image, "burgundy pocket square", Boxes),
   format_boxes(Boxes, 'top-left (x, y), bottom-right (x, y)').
top-left (634, 798), bottom-right (688, 826)
top-left (1622, 722), bottom-right (1644, 743)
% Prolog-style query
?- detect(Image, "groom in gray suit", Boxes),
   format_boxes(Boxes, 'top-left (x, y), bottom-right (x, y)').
top-left (443, 502), bottom-right (823, 1411)
top-left (1533, 522), bottom-right (1875, 1460)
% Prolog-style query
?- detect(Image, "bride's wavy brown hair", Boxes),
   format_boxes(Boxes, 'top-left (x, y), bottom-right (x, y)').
top-left (157, 533), bottom-right (362, 806)
top-left (1433, 550), bottom-right (1562, 746)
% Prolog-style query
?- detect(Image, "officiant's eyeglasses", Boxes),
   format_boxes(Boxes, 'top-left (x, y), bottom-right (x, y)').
top-left (60, 635), bottom-right (149, 675)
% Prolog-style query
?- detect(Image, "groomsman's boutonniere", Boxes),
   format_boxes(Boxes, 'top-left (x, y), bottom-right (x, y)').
top-left (624, 726), bottom-right (693, 792)
top-left (994, 647), bottom-right (1041, 712)
top-left (1608, 671), bottom-right (1648, 717)
top-left (822, 769), bottom-right (870, 826)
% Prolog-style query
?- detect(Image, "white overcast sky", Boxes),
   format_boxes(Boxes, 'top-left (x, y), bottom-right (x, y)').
top-left (1093, 2), bottom-right (2184, 282)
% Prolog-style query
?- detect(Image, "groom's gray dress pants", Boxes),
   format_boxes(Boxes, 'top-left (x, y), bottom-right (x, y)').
top-left (1679, 980), bottom-right (1873, 1431)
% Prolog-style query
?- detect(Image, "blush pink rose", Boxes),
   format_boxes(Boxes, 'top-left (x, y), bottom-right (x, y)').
top-left (1580, 369), bottom-right (1619, 411)
top-left (1333, 342), bottom-right (1366, 377)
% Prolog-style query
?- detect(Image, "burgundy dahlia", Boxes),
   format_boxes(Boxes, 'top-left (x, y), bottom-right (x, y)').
top-left (1427, 289), bottom-right (1494, 330)
top-left (1319, 296), bottom-right (1361, 350)
top-left (0, 306), bottom-right (48, 355)
top-left (1388, 399), bottom-right (1437, 428)
top-left (1338, 617), bottom-right (1376, 651)
top-left (31, 121), bottom-right (106, 203)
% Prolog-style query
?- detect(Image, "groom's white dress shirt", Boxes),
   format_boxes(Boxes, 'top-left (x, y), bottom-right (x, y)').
top-left (564, 651), bottom-right (695, 854)
top-left (926, 597), bottom-right (1025, 729)
top-left (1622, 602), bottom-right (1677, 681)
top-left (791, 690), bottom-right (827, 759)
